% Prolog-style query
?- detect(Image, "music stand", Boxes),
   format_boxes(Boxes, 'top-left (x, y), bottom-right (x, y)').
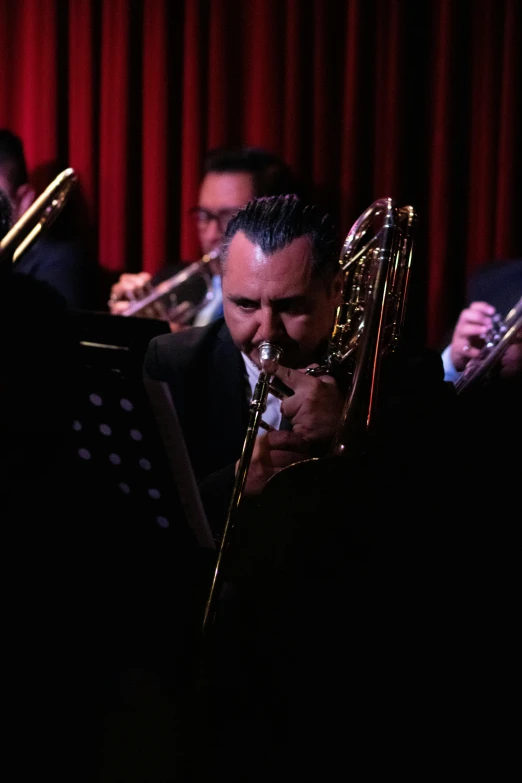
top-left (68, 310), bottom-right (215, 551)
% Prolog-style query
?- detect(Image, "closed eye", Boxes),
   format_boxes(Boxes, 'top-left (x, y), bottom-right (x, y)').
top-left (273, 297), bottom-right (309, 315)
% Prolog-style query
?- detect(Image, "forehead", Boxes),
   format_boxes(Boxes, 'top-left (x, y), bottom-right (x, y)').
top-left (198, 171), bottom-right (255, 210)
top-left (224, 232), bottom-right (315, 292)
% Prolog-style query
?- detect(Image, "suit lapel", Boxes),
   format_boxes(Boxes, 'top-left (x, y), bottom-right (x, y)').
top-left (205, 322), bottom-right (248, 468)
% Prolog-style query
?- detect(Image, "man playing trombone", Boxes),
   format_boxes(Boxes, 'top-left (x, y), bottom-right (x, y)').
top-left (144, 192), bottom-right (519, 781)
top-left (143, 194), bottom-right (348, 533)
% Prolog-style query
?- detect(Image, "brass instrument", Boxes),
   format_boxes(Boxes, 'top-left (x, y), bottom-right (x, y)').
top-left (309, 197), bottom-right (416, 453)
top-left (202, 341), bottom-right (283, 632)
top-left (201, 197), bottom-right (416, 632)
top-left (119, 250), bottom-right (219, 323)
top-left (454, 295), bottom-right (522, 393)
top-left (0, 168), bottom-right (78, 264)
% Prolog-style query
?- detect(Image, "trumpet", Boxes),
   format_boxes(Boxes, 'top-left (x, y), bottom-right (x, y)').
top-left (118, 250), bottom-right (219, 323)
top-left (0, 168), bottom-right (78, 264)
top-left (455, 295), bottom-right (522, 393)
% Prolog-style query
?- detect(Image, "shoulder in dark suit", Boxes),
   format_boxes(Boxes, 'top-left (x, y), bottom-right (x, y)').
top-left (12, 234), bottom-right (95, 310)
top-left (144, 318), bottom-right (249, 534)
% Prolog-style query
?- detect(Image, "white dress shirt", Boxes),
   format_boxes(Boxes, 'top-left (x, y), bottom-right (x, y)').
top-left (441, 344), bottom-right (462, 383)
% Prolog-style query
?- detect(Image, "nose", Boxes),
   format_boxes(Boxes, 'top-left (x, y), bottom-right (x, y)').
top-left (256, 307), bottom-right (284, 345)
top-left (199, 218), bottom-right (222, 254)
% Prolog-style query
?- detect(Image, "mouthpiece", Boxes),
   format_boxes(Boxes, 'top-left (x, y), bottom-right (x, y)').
top-left (258, 342), bottom-right (283, 374)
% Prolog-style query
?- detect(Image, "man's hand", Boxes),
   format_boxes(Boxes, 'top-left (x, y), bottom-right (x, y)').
top-left (108, 272), bottom-right (153, 314)
top-left (108, 272), bottom-right (189, 331)
top-left (450, 301), bottom-right (496, 371)
top-left (242, 430), bottom-right (311, 496)
top-left (272, 363), bottom-right (344, 445)
top-left (499, 329), bottom-right (522, 380)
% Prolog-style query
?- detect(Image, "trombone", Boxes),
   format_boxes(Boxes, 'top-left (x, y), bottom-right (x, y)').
top-left (202, 341), bottom-right (283, 632)
top-left (201, 198), bottom-right (417, 633)
top-left (0, 167), bottom-right (78, 264)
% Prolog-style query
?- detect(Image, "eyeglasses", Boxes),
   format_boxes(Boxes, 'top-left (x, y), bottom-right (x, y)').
top-left (188, 206), bottom-right (241, 233)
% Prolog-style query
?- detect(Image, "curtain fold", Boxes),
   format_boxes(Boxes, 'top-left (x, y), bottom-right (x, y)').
top-left (494, 0), bottom-right (520, 260)
top-left (0, 0), bottom-right (520, 345)
top-left (142, 0), bottom-right (168, 275)
top-left (11, 0), bottom-right (58, 188)
top-left (181, 0), bottom-right (206, 261)
top-left (68, 0), bottom-right (97, 227)
top-left (98, 0), bottom-right (131, 272)
top-left (426, 0), bottom-right (455, 342)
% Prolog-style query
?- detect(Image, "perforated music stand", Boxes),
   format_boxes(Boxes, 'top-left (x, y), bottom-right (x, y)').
top-left (68, 310), bottom-right (215, 551)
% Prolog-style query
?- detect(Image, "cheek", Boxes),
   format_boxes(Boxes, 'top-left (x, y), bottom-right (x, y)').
top-left (285, 308), bottom-right (333, 346)
top-left (281, 315), bottom-right (312, 343)
top-left (224, 306), bottom-right (255, 344)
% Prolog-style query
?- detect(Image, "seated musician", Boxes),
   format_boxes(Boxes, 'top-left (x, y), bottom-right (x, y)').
top-left (109, 146), bottom-right (301, 329)
top-left (0, 128), bottom-right (94, 309)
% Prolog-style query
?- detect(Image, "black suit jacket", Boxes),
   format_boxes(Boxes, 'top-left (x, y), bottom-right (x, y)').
top-left (143, 318), bottom-right (249, 533)
top-left (13, 235), bottom-right (95, 310)
top-left (143, 318), bottom-right (461, 541)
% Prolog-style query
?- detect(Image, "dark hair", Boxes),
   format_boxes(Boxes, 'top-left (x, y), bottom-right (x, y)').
top-left (203, 146), bottom-right (303, 199)
top-left (0, 129), bottom-right (28, 189)
top-left (221, 194), bottom-right (340, 281)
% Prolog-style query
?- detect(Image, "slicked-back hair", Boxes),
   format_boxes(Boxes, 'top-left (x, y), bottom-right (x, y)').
top-left (203, 146), bottom-right (304, 200)
top-left (221, 194), bottom-right (341, 283)
top-left (0, 129), bottom-right (28, 190)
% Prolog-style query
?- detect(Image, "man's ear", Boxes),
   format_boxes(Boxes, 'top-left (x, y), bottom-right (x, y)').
top-left (14, 183), bottom-right (36, 220)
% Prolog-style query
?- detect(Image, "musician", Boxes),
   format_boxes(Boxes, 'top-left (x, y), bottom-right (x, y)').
top-left (145, 195), bottom-right (517, 781)
top-left (442, 256), bottom-right (522, 382)
top-left (109, 146), bottom-right (302, 328)
top-left (0, 128), bottom-right (93, 309)
top-left (143, 194), bottom-right (349, 533)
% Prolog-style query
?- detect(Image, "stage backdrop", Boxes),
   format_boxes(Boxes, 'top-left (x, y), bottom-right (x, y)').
top-left (0, 0), bottom-right (520, 346)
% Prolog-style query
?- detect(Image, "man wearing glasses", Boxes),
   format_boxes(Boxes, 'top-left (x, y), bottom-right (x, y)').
top-left (109, 146), bottom-right (300, 328)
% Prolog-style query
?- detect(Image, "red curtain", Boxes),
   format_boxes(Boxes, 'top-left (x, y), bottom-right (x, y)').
top-left (0, 0), bottom-right (520, 346)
